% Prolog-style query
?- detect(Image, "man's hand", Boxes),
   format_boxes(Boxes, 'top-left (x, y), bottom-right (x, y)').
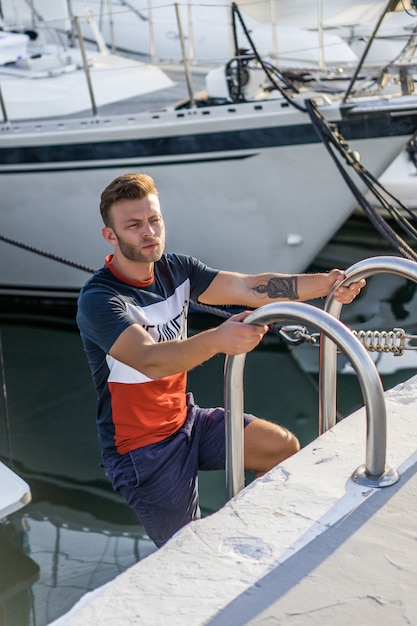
top-left (328, 269), bottom-right (366, 304)
top-left (213, 311), bottom-right (268, 355)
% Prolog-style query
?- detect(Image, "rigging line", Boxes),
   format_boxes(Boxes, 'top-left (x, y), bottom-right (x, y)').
top-left (19, 0), bottom-right (44, 24)
top-left (0, 233), bottom-right (96, 274)
top-left (231, 2), bottom-right (297, 93)
top-left (314, 125), bottom-right (417, 259)
top-left (189, 300), bottom-right (289, 341)
top-left (339, 150), bottom-right (417, 243)
top-left (305, 99), bottom-right (417, 262)
top-left (118, 0), bottom-right (148, 21)
top-left (310, 127), bottom-right (416, 260)
top-left (329, 128), bottom-right (417, 237)
top-left (364, 182), bottom-right (417, 242)
top-left (229, 2), bottom-right (306, 112)
top-left (0, 232), bottom-right (293, 340)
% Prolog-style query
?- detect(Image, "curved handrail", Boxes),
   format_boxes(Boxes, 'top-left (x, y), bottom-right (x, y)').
top-left (320, 256), bottom-right (417, 434)
top-left (224, 301), bottom-right (399, 500)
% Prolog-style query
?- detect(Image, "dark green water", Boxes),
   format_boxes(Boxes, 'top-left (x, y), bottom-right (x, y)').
top-left (0, 292), bottom-right (414, 626)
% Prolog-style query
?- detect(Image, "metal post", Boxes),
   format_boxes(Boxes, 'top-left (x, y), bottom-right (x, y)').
top-left (28, 0), bottom-right (35, 30)
top-left (66, 0), bottom-right (76, 47)
top-left (270, 0), bottom-right (278, 64)
top-left (187, 0), bottom-right (195, 63)
top-left (320, 256), bottom-right (417, 433)
top-left (174, 2), bottom-right (195, 108)
top-left (148, 0), bottom-right (157, 64)
top-left (107, 0), bottom-right (116, 53)
top-left (74, 15), bottom-right (98, 116)
top-left (225, 300), bottom-right (399, 501)
top-left (0, 83), bottom-right (8, 123)
top-left (317, 0), bottom-right (324, 71)
top-left (228, 2), bottom-right (234, 59)
top-left (224, 351), bottom-right (246, 497)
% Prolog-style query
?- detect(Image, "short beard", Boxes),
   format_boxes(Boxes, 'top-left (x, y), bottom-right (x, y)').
top-left (115, 233), bottom-right (164, 263)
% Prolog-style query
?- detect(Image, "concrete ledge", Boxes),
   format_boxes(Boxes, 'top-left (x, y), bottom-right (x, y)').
top-left (51, 375), bottom-right (417, 626)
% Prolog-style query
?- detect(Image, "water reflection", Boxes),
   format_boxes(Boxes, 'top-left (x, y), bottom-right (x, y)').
top-left (0, 515), bottom-right (39, 626)
top-left (0, 302), bottom-right (151, 625)
top-left (1, 497), bottom-right (155, 626)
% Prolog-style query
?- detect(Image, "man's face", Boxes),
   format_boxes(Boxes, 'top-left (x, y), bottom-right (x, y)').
top-left (105, 194), bottom-right (166, 263)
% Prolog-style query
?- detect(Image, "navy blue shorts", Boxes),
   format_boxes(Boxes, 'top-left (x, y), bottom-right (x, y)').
top-left (102, 393), bottom-right (256, 548)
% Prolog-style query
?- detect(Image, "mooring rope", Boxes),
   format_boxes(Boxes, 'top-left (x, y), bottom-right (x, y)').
top-left (305, 99), bottom-right (417, 262)
top-left (0, 232), bottom-right (97, 273)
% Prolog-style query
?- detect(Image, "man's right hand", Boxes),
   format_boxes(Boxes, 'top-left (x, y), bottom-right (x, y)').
top-left (213, 311), bottom-right (268, 355)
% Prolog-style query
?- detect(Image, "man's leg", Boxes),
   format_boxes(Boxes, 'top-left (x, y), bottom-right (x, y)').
top-left (244, 418), bottom-right (300, 477)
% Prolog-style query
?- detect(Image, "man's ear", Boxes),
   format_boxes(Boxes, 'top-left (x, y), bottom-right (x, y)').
top-left (102, 226), bottom-right (117, 245)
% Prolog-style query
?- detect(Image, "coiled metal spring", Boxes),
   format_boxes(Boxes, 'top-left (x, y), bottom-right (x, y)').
top-left (353, 328), bottom-right (404, 355)
top-left (281, 326), bottom-right (417, 356)
top-left (352, 328), bottom-right (415, 356)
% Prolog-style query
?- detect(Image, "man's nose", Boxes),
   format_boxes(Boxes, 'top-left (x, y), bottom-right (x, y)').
top-left (143, 223), bottom-right (155, 237)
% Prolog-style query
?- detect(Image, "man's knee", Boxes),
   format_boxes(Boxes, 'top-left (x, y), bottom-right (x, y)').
top-left (284, 429), bottom-right (300, 457)
top-left (244, 419), bottom-right (300, 473)
top-left (270, 425), bottom-right (300, 465)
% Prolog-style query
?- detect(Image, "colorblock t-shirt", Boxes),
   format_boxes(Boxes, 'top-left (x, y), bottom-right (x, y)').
top-left (76, 253), bottom-right (218, 456)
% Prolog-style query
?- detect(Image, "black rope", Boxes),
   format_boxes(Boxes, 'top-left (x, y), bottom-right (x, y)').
top-left (228, 3), bottom-right (306, 112)
top-left (229, 0), bottom-right (417, 259)
top-left (118, 1), bottom-right (148, 21)
top-left (305, 99), bottom-right (417, 262)
top-left (188, 299), bottom-right (294, 343)
top-left (0, 233), bottom-right (97, 274)
top-left (0, 231), bottom-right (293, 342)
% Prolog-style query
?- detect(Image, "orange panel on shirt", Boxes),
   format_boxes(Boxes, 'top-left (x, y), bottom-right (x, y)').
top-left (109, 371), bottom-right (188, 454)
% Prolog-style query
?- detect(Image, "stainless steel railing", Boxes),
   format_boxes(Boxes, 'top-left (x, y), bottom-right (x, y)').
top-left (320, 256), bottom-right (417, 434)
top-left (224, 300), bottom-right (400, 500)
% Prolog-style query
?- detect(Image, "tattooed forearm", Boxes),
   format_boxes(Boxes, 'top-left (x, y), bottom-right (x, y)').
top-left (252, 276), bottom-right (299, 300)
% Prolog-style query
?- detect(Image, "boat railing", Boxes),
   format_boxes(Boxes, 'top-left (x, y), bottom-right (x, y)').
top-left (320, 256), bottom-right (417, 433)
top-left (0, 11), bottom-right (100, 123)
top-left (224, 299), bottom-right (400, 501)
top-left (343, 0), bottom-right (417, 101)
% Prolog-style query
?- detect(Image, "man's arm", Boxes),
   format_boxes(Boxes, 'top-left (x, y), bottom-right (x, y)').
top-left (108, 269), bottom-right (364, 380)
top-left (198, 269), bottom-right (365, 307)
top-left (109, 310), bottom-right (268, 380)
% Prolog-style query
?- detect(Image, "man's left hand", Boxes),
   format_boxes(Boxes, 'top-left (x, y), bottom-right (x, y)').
top-left (330, 270), bottom-right (366, 304)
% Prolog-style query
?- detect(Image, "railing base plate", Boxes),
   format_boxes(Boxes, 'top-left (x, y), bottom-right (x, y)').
top-left (351, 464), bottom-right (400, 488)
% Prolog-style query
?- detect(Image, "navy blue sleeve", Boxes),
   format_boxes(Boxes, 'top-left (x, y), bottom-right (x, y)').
top-left (168, 254), bottom-right (219, 300)
top-left (77, 285), bottom-right (133, 354)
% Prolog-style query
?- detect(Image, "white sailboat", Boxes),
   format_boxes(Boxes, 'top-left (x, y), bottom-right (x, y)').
top-left (30, 0), bottom-right (417, 66)
top-left (0, 0), bottom-right (362, 66)
top-left (237, 0), bottom-right (417, 63)
top-left (0, 0), bottom-right (416, 297)
top-left (0, 1), bottom-right (174, 120)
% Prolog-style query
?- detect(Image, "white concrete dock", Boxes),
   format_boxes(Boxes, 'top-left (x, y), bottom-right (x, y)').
top-left (50, 374), bottom-right (417, 626)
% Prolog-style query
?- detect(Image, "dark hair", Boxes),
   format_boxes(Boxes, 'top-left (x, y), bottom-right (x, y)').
top-left (100, 173), bottom-right (159, 226)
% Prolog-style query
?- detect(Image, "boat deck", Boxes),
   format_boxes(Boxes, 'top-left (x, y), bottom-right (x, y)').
top-left (50, 374), bottom-right (417, 626)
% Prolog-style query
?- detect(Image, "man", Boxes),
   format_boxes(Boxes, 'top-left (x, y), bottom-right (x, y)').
top-left (77, 172), bottom-right (365, 548)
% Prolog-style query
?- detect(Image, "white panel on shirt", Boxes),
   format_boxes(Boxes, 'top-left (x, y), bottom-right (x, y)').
top-left (106, 279), bottom-right (190, 384)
